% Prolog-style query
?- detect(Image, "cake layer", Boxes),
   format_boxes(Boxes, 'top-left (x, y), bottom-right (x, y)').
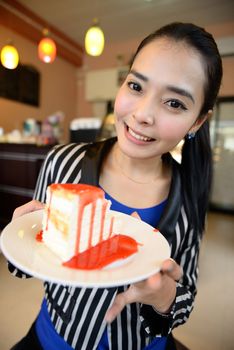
top-left (42, 184), bottom-right (113, 262)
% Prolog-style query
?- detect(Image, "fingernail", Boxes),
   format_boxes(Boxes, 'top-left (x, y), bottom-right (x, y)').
top-left (131, 211), bottom-right (141, 219)
top-left (105, 311), bottom-right (113, 324)
top-left (105, 315), bottom-right (113, 324)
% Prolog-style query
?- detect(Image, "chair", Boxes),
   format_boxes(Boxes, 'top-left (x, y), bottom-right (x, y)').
top-left (166, 334), bottom-right (190, 350)
top-left (174, 338), bottom-right (190, 350)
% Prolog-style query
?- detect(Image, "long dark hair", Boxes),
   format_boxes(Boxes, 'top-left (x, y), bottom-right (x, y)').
top-left (130, 22), bottom-right (223, 233)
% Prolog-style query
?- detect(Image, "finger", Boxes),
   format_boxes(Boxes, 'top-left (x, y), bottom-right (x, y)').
top-left (161, 258), bottom-right (183, 281)
top-left (131, 211), bottom-right (141, 220)
top-left (12, 200), bottom-right (44, 220)
top-left (105, 290), bottom-right (133, 323)
top-left (144, 272), bottom-right (162, 289)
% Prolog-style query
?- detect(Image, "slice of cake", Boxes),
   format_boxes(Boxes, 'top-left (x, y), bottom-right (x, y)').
top-left (42, 184), bottom-right (114, 262)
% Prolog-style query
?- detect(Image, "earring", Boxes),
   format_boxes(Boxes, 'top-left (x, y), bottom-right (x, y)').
top-left (186, 132), bottom-right (196, 140)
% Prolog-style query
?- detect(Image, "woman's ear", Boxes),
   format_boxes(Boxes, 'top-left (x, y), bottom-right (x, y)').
top-left (189, 109), bottom-right (213, 134)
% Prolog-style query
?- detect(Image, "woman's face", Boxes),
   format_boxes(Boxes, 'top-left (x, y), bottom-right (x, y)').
top-left (114, 38), bottom-right (207, 159)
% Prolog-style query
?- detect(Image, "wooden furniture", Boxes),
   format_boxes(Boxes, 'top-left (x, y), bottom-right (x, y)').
top-left (0, 143), bottom-right (53, 229)
top-left (175, 338), bottom-right (189, 350)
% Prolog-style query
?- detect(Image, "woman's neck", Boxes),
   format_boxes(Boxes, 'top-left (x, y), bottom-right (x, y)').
top-left (113, 144), bottom-right (164, 185)
top-left (99, 142), bottom-right (172, 208)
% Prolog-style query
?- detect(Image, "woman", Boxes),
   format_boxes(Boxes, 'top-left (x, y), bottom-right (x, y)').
top-left (9, 22), bottom-right (222, 350)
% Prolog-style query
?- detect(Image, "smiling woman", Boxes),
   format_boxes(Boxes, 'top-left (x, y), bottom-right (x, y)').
top-left (7, 22), bottom-right (222, 350)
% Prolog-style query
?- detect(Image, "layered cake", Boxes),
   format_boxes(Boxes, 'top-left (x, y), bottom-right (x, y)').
top-left (41, 184), bottom-right (139, 269)
top-left (42, 184), bottom-right (114, 262)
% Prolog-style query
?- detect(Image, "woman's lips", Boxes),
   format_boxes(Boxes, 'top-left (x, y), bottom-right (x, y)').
top-left (126, 125), bottom-right (155, 142)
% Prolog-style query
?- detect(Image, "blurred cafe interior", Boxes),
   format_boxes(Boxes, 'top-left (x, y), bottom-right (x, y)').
top-left (0, 1), bottom-right (234, 349)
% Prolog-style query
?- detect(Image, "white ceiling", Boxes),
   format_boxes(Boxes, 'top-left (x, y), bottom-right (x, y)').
top-left (18, 0), bottom-right (234, 46)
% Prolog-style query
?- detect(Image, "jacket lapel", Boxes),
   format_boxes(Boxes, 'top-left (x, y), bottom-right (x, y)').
top-left (157, 159), bottom-right (182, 244)
top-left (79, 137), bottom-right (117, 186)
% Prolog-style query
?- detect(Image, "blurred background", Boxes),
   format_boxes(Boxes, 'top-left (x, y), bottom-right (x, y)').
top-left (0, 1), bottom-right (234, 349)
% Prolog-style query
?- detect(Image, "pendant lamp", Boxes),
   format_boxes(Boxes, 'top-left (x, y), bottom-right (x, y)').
top-left (85, 19), bottom-right (105, 56)
top-left (0, 43), bottom-right (19, 69)
top-left (38, 29), bottom-right (57, 63)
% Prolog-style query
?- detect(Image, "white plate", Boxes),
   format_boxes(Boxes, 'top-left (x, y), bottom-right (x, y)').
top-left (0, 210), bottom-right (170, 287)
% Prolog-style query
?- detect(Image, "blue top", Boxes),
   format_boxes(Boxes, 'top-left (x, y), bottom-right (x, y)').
top-left (104, 191), bottom-right (166, 228)
top-left (35, 191), bottom-right (167, 350)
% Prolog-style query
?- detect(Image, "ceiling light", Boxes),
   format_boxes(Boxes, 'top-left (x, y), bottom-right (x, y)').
top-left (38, 29), bottom-right (57, 63)
top-left (0, 43), bottom-right (19, 69)
top-left (85, 19), bottom-right (105, 56)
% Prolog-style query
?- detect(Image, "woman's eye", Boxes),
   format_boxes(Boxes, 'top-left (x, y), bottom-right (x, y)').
top-left (127, 81), bottom-right (142, 92)
top-left (167, 99), bottom-right (187, 110)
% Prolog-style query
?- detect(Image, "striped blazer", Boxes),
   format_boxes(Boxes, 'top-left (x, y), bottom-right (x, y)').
top-left (9, 138), bottom-right (201, 350)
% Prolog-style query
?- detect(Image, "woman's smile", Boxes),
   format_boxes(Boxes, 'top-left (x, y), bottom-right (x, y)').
top-left (125, 123), bottom-right (156, 143)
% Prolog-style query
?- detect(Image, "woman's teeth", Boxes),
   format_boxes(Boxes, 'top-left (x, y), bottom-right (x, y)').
top-left (128, 127), bottom-right (153, 142)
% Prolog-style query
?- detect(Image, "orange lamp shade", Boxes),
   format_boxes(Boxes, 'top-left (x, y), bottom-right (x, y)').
top-left (38, 37), bottom-right (56, 63)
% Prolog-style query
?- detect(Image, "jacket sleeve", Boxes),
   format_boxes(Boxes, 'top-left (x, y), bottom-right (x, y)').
top-left (8, 143), bottom-right (88, 278)
top-left (7, 146), bottom-right (56, 278)
top-left (139, 207), bottom-right (202, 336)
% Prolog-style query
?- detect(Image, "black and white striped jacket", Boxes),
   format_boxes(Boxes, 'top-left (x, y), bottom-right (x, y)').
top-left (9, 138), bottom-right (201, 350)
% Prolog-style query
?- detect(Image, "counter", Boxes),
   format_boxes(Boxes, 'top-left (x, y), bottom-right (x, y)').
top-left (0, 143), bottom-right (54, 229)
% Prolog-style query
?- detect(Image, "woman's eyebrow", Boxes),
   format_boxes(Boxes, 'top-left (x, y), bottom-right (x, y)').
top-left (129, 69), bottom-right (148, 82)
top-left (129, 70), bottom-right (195, 103)
top-left (166, 85), bottom-right (195, 104)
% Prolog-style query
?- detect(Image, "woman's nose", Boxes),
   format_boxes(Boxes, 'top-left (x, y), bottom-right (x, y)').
top-left (133, 98), bottom-right (155, 125)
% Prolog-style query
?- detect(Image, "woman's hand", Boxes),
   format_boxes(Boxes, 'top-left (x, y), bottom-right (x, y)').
top-left (105, 211), bottom-right (183, 323)
top-left (12, 200), bottom-right (44, 220)
top-left (105, 258), bottom-right (183, 323)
